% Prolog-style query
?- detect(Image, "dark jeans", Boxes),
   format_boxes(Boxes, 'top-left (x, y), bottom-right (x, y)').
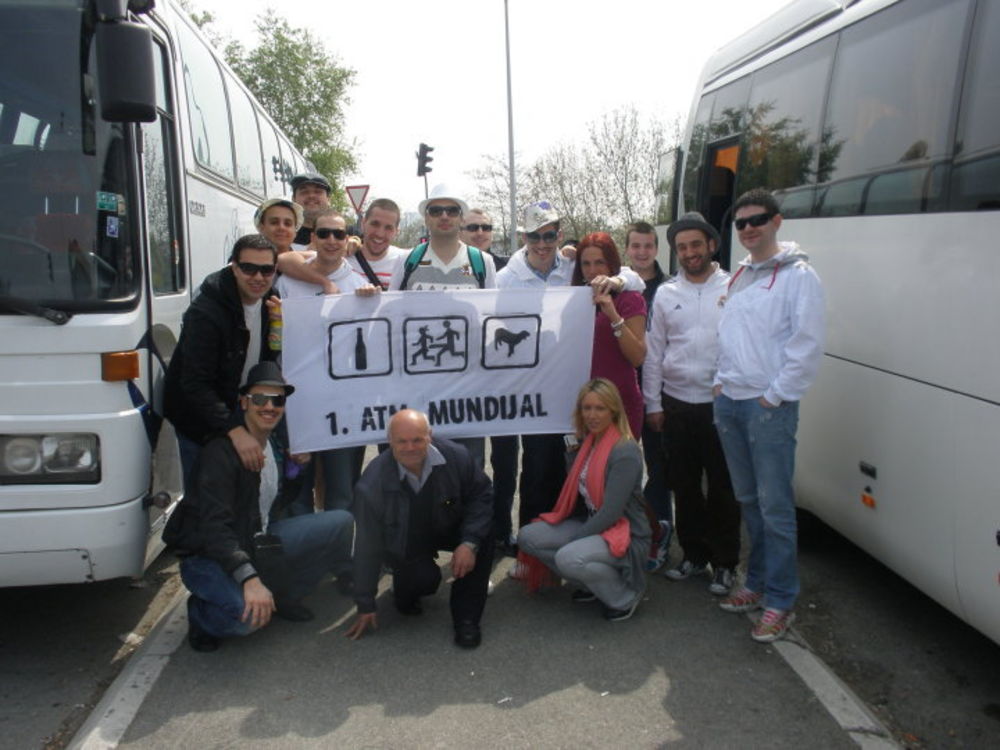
top-left (292, 446), bottom-right (365, 514)
top-left (490, 435), bottom-right (519, 542)
top-left (518, 433), bottom-right (567, 528)
top-left (641, 421), bottom-right (673, 523)
top-left (392, 537), bottom-right (495, 626)
top-left (182, 509), bottom-right (354, 638)
top-left (662, 394), bottom-right (740, 569)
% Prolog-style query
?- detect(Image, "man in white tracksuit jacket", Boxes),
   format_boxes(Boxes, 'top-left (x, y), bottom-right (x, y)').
top-left (643, 212), bottom-right (741, 598)
top-left (712, 188), bottom-right (826, 644)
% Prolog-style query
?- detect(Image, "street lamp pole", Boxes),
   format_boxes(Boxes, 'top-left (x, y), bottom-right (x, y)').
top-left (504, 0), bottom-right (517, 256)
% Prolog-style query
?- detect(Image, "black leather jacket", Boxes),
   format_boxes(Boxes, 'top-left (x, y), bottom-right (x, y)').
top-left (352, 439), bottom-right (493, 613)
top-left (163, 266), bottom-right (276, 445)
top-left (162, 434), bottom-right (300, 582)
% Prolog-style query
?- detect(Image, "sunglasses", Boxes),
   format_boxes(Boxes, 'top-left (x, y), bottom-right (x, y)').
top-left (526, 230), bottom-right (559, 243)
top-left (236, 262), bottom-right (277, 277)
top-left (426, 205), bottom-right (462, 217)
top-left (734, 212), bottom-right (774, 231)
top-left (247, 392), bottom-right (286, 407)
top-left (314, 227), bottom-right (348, 240)
top-left (464, 223), bottom-right (493, 232)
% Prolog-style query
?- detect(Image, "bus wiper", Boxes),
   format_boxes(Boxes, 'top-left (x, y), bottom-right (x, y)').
top-left (0, 295), bottom-right (72, 325)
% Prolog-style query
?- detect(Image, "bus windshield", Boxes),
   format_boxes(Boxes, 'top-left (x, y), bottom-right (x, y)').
top-left (0, 0), bottom-right (139, 312)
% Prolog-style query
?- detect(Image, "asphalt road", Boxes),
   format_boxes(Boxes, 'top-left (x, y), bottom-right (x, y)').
top-left (1, 517), bottom-right (997, 748)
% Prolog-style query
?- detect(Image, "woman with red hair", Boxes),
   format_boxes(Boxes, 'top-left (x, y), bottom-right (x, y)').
top-left (572, 232), bottom-right (647, 438)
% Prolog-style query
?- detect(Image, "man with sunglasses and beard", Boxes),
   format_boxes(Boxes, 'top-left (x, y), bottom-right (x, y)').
top-left (712, 188), bottom-right (825, 644)
top-left (164, 362), bottom-right (354, 652)
top-left (165, 234), bottom-right (282, 489)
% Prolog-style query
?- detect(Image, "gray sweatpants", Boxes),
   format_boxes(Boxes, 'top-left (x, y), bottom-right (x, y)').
top-left (518, 519), bottom-right (637, 610)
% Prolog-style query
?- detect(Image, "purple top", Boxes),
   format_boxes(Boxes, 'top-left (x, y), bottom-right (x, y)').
top-left (590, 290), bottom-right (647, 438)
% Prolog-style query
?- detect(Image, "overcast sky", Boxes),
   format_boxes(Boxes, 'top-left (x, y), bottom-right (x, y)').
top-left (206, 0), bottom-right (792, 216)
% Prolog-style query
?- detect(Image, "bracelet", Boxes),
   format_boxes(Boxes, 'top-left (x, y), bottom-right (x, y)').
top-left (611, 318), bottom-right (625, 330)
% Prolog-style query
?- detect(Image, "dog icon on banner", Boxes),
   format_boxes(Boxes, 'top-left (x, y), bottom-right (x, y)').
top-left (403, 316), bottom-right (469, 374)
top-left (482, 315), bottom-right (540, 369)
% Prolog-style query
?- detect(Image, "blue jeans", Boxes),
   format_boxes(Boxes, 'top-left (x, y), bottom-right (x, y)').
top-left (181, 509), bottom-right (354, 638)
top-left (292, 447), bottom-right (365, 514)
top-left (713, 395), bottom-right (799, 610)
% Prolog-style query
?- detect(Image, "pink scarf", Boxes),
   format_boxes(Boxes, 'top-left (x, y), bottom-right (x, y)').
top-left (519, 426), bottom-right (631, 591)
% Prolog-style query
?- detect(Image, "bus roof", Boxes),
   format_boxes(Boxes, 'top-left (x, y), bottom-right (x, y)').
top-left (702, 0), bottom-right (854, 86)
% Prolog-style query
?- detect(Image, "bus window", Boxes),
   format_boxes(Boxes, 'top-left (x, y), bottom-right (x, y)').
top-left (821, 0), bottom-right (970, 209)
top-left (227, 77), bottom-right (265, 196)
top-left (739, 37), bottom-right (835, 205)
top-left (950, 0), bottom-right (1000, 211)
top-left (175, 19), bottom-right (234, 181)
top-left (682, 94), bottom-right (714, 213)
top-left (144, 43), bottom-right (183, 294)
top-left (258, 114), bottom-right (285, 196)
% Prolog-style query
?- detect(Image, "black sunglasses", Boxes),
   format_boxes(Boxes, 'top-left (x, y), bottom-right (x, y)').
top-left (314, 227), bottom-right (348, 240)
top-left (464, 223), bottom-right (493, 232)
top-left (248, 392), bottom-right (286, 407)
top-left (426, 205), bottom-right (462, 217)
top-left (734, 212), bottom-right (774, 231)
top-left (236, 261), bottom-right (277, 277)
top-left (526, 230), bottom-right (559, 243)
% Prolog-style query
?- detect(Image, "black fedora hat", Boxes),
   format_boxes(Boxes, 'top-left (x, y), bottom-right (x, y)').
top-left (666, 211), bottom-right (721, 250)
top-left (239, 361), bottom-right (295, 396)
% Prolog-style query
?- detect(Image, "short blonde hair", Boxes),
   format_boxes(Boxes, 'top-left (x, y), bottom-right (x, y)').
top-left (572, 378), bottom-right (633, 440)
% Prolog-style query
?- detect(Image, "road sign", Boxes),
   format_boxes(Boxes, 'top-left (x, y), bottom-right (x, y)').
top-left (345, 184), bottom-right (369, 215)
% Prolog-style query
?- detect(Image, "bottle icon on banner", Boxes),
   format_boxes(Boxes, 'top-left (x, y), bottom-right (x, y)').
top-left (354, 327), bottom-right (368, 370)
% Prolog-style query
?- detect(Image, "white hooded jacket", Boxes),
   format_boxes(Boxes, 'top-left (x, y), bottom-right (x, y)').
top-left (643, 264), bottom-right (730, 408)
top-left (714, 241), bottom-right (825, 405)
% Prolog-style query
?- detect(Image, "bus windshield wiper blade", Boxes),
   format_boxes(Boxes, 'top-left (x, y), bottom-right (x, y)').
top-left (0, 295), bottom-right (72, 325)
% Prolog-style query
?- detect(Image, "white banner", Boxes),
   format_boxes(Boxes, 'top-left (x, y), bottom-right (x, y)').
top-left (281, 287), bottom-right (595, 452)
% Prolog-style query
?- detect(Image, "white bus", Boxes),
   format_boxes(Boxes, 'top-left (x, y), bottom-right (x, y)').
top-left (659, 0), bottom-right (1000, 645)
top-left (0, 0), bottom-right (310, 586)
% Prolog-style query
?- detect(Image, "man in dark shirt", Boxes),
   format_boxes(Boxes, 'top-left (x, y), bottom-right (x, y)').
top-left (345, 409), bottom-right (494, 649)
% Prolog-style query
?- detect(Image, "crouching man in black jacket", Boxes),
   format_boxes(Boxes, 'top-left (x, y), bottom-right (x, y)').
top-left (164, 362), bottom-right (354, 652)
top-left (345, 409), bottom-right (494, 649)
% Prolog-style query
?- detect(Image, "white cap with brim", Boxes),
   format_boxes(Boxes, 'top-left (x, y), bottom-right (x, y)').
top-left (519, 200), bottom-right (560, 234)
top-left (418, 183), bottom-right (469, 217)
top-left (254, 198), bottom-right (305, 232)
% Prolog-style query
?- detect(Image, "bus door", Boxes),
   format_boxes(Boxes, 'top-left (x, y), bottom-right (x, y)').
top-left (699, 137), bottom-right (741, 270)
top-left (139, 36), bottom-right (187, 555)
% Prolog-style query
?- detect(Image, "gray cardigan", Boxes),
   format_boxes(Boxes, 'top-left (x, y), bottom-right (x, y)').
top-left (568, 439), bottom-right (651, 595)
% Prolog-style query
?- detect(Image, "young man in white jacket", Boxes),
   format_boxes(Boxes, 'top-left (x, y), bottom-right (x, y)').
top-left (643, 212), bottom-right (740, 596)
top-left (712, 188), bottom-right (826, 644)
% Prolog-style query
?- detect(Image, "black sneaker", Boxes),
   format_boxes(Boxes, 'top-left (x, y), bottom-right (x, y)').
top-left (571, 589), bottom-right (597, 603)
top-left (663, 559), bottom-right (710, 581)
top-left (275, 601), bottom-right (315, 622)
top-left (454, 620), bottom-right (482, 649)
top-left (394, 597), bottom-right (423, 616)
top-left (603, 597), bottom-right (640, 622)
top-left (187, 599), bottom-right (220, 652)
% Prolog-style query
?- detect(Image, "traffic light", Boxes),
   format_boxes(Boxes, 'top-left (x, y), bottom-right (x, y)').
top-left (417, 143), bottom-right (434, 177)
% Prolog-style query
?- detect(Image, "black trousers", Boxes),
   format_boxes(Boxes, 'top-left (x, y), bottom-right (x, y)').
top-left (490, 435), bottom-right (519, 541)
top-left (392, 536), bottom-right (494, 625)
top-left (661, 394), bottom-right (741, 569)
top-left (518, 433), bottom-right (567, 528)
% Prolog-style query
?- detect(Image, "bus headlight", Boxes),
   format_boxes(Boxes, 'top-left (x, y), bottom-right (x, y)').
top-left (0, 434), bottom-right (100, 484)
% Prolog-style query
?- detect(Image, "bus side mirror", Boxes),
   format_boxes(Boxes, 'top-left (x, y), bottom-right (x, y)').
top-left (96, 20), bottom-right (157, 123)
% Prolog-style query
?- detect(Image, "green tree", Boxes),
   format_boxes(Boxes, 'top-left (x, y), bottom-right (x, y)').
top-left (225, 10), bottom-right (356, 194)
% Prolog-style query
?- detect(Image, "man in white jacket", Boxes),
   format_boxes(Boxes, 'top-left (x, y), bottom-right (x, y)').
top-left (712, 188), bottom-right (825, 643)
top-left (643, 212), bottom-right (740, 596)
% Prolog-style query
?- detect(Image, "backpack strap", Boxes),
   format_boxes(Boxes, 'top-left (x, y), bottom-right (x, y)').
top-left (353, 251), bottom-right (382, 289)
top-left (466, 245), bottom-right (486, 289)
top-left (398, 243), bottom-right (429, 290)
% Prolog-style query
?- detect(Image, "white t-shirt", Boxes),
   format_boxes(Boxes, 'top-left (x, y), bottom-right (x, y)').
top-left (275, 259), bottom-right (366, 298)
top-left (259, 444), bottom-right (279, 531)
top-left (347, 246), bottom-right (406, 290)
top-left (241, 299), bottom-right (262, 386)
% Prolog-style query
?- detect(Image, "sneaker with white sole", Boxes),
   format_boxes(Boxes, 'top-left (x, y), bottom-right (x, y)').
top-left (708, 567), bottom-right (735, 596)
top-left (663, 559), bottom-right (710, 581)
top-left (645, 520), bottom-right (673, 572)
top-left (719, 586), bottom-right (763, 613)
top-left (751, 608), bottom-right (795, 642)
top-left (506, 562), bottom-right (528, 581)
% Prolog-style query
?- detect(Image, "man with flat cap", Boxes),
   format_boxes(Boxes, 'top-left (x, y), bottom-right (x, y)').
top-left (345, 409), bottom-right (494, 649)
top-left (164, 362), bottom-right (354, 652)
top-left (290, 172), bottom-right (333, 249)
